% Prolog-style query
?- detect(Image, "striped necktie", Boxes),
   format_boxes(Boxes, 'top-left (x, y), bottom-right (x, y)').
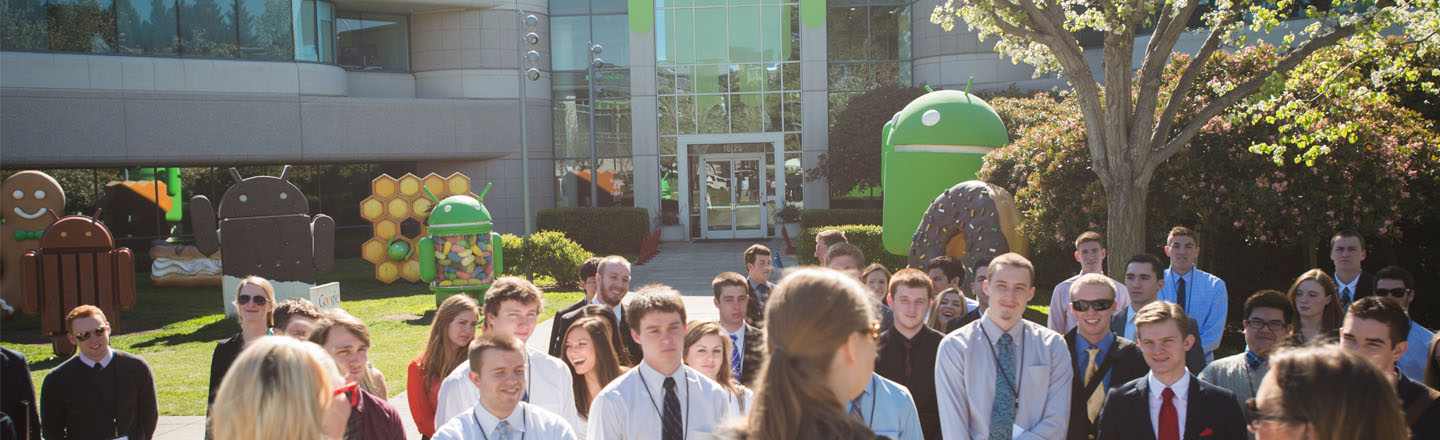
top-left (1084, 347), bottom-right (1104, 422)
top-left (729, 333), bottom-right (743, 379)
top-left (662, 377), bottom-right (682, 440)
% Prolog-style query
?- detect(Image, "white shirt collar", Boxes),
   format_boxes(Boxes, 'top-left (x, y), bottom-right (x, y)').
top-left (473, 401), bottom-right (528, 437)
top-left (77, 348), bottom-right (114, 369)
top-left (1334, 273), bottom-right (1361, 293)
top-left (721, 324), bottom-right (745, 340)
top-left (1146, 370), bottom-right (1191, 400)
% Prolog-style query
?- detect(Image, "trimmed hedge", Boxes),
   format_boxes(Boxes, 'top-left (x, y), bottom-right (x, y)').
top-left (536, 207), bottom-right (650, 254)
top-left (501, 231), bottom-right (594, 289)
top-left (797, 225), bottom-right (908, 270)
top-left (799, 209), bottom-right (884, 229)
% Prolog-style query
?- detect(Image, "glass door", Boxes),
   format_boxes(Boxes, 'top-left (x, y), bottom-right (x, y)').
top-left (699, 155), bottom-right (767, 239)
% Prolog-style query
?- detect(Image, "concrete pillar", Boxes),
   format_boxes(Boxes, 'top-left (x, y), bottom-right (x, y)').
top-left (630, 18), bottom-right (660, 224)
top-left (799, 14), bottom-right (829, 210)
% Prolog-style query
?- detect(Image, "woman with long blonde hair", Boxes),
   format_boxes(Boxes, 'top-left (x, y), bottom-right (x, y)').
top-left (212, 336), bottom-right (348, 440)
top-left (1286, 269), bottom-right (1341, 345)
top-left (734, 268), bottom-right (883, 440)
top-left (684, 321), bottom-right (754, 414)
top-left (562, 316), bottom-right (629, 437)
top-left (406, 294), bottom-right (479, 438)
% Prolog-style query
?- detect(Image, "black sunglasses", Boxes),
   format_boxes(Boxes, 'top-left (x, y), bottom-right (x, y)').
top-left (1246, 398), bottom-right (1307, 425)
top-left (1071, 299), bottom-right (1115, 312)
top-left (237, 294), bottom-right (269, 306)
top-left (1375, 288), bottom-right (1410, 298)
top-left (72, 325), bottom-right (109, 342)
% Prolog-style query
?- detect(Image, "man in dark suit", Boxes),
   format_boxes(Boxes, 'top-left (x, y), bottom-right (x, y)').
top-left (41, 305), bottom-right (159, 440)
top-left (1114, 254), bottom-right (1206, 372)
top-left (548, 255), bottom-right (642, 363)
top-left (874, 269), bottom-right (944, 440)
top-left (742, 244), bottom-right (777, 327)
top-left (1064, 274), bottom-right (1149, 440)
top-left (1096, 302), bottom-right (1246, 440)
top-left (0, 346), bottom-right (40, 440)
top-left (548, 257), bottom-right (602, 357)
top-left (713, 272), bottom-right (765, 385)
top-left (1329, 230), bottom-right (1374, 310)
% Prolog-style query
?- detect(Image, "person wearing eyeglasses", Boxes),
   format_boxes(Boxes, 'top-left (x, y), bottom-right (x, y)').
top-left (433, 332), bottom-right (578, 440)
top-left (1063, 274), bottom-right (1148, 440)
top-left (1095, 302), bottom-right (1246, 440)
top-left (1248, 345), bottom-right (1407, 440)
top-left (206, 275), bottom-right (275, 434)
top-left (1373, 265), bottom-right (1435, 381)
top-left (40, 305), bottom-right (158, 440)
top-left (935, 253), bottom-right (1072, 439)
top-left (1340, 296), bottom-right (1440, 439)
top-left (1200, 290), bottom-right (1293, 435)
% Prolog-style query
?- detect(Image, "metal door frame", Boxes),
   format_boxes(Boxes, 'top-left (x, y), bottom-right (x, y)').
top-left (677, 133), bottom-right (785, 240)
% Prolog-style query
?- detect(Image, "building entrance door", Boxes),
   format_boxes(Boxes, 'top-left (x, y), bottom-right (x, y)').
top-left (699, 154), bottom-right (766, 239)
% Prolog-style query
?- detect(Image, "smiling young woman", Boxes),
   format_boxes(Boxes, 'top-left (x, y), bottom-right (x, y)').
top-left (206, 276), bottom-right (276, 435)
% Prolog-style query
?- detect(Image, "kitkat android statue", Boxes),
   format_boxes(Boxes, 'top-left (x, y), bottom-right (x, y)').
top-left (20, 211), bottom-right (136, 356)
top-left (419, 183), bottom-right (503, 306)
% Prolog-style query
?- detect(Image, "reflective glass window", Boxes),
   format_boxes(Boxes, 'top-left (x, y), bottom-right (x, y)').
top-left (591, 14), bottom-right (629, 68)
top-left (550, 0), bottom-right (586, 16)
top-left (293, 0), bottom-right (315, 60)
top-left (595, 99), bottom-right (632, 157)
top-left (44, 0), bottom-right (118, 53)
top-left (117, 0), bottom-right (178, 54)
top-left (550, 15), bottom-right (589, 71)
top-left (591, 0), bottom-right (624, 14)
top-left (181, 0), bottom-right (236, 57)
top-left (238, 0), bottom-right (292, 60)
top-left (826, 6), bottom-right (865, 61)
top-left (553, 100), bottom-right (593, 158)
top-left (728, 6), bottom-right (760, 63)
top-left (2, 0), bottom-right (51, 49)
top-left (336, 12), bottom-right (409, 71)
top-left (316, 0), bottom-right (332, 62)
top-left (693, 7), bottom-right (726, 63)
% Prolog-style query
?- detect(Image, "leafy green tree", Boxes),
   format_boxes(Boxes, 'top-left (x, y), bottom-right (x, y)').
top-left (810, 86), bottom-right (927, 197)
top-left (931, 0), bottom-right (1440, 275)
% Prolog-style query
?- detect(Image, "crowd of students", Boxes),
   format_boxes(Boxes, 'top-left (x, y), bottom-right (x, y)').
top-left (1, 227), bottom-right (1436, 440)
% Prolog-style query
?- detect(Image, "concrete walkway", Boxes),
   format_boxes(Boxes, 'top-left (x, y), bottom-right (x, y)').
top-left (155, 239), bottom-right (797, 439)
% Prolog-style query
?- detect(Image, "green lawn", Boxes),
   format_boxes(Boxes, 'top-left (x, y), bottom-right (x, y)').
top-left (0, 258), bottom-right (582, 416)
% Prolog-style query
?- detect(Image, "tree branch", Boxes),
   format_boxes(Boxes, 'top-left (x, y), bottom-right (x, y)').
top-left (1135, 0), bottom-right (1216, 147)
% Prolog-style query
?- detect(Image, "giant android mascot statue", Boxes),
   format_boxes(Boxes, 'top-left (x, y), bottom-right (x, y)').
top-left (21, 212), bottom-right (136, 355)
top-left (0, 171), bottom-right (64, 319)
top-left (418, 183), bottom-right (503, 306)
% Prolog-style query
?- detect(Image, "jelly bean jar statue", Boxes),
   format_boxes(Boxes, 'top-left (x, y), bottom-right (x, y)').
top-left (418, 183), bottom-right (502, 305)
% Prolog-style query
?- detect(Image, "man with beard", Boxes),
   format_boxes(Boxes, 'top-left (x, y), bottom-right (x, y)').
top-left (551, 255), bottom-right (641, 363)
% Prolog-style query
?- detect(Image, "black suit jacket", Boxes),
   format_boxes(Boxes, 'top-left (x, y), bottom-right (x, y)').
top-left (548, 298), bottom-right (589, 357)
top-left (745, 280), bottom-right (777, 327)
top-left (1110, 309), bottom-right (1206, 373)
top-left (1336, 271), bottom-right (1376, 308)
top-left (553, 304), bottom-right (643, 365)
top-left (1064, 330), bottom-right (1150, 440)
top-left (1095, 374), bottom-right (1247, 440)
top-left (0, 347), bottom-right (40, 440)
top-left (737, 324), bottom-right (765, 386)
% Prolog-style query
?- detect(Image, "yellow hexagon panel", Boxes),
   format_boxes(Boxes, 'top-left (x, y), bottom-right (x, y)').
top-left (398, 174), bottom-right (422, 196)
top-left (360, 196), bottom-right (384, 221)
top-left (376, 261), bottom-right (400, 284)
top-left (375, 219), bottom-right (398, 239)
top-left (387, 198), bottom-right (409, 220)
top-left (446, 173), bottom-right (471, 196)
top-left (372, 175), bottom-right (397, 198)
top-left (411, 197), bottom-right (433, 218)
top-left (401, 259), bottom-right (421, 282)
top-left (362, 238), bottom-right (389, 264)
top-left (423, 174), bottom-right (446, 197)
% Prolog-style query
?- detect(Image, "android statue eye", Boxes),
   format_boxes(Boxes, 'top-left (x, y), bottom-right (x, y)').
top-left (239, 194), bottom-right (248, 203)
top-left (12, 190), bottom-right (23, 199)
top-left (444, 205), bottom-right (452, 213)
top-left (922, 109), bottom-right (941, 126)
top-left (279, 192), bottom-right (288, 200)
top-left (34, 190), bottom-right (46, 200)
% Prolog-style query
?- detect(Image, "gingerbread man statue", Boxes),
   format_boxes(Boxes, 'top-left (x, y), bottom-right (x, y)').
top-left (1, 171), bottom-right (65, 319)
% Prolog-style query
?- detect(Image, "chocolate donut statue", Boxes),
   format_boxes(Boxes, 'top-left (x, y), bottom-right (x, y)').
top-left (907, 180), bottom-right (1028, 270)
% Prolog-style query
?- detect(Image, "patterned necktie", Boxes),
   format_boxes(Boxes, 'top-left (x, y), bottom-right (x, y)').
top-left (494, 420), bottom-right (513, 440)
top-left (1084, 347), bottom-right (1104, 422)
top-left (1176, 277), bottom-right (1188, 310)
top-left (662, 377), bottom-right (682, 440)
top-left (728, 333), bottom-right (743, 379)
top-left (1159, 387), bottom-right (1179, 440)
top-left (1340, 286), bottom-right (1352, 305)
top-left (989, 333), bottom-right (1016, 440)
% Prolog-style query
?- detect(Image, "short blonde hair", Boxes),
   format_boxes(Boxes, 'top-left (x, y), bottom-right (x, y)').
top-left (1133, 301), bottom-right (1191, 339)
top-left (1068, 273), bottom-right (1116, 300)
top-left (212, 336), bottom-right (339, 440)
top-left (986, 253), bottom-right (1035, 284)
top-left (235, 276), bottom-right (276, 326)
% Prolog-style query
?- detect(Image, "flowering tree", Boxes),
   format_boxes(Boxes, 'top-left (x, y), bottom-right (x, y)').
top-left (931, 0), bottom-right (1440, 275)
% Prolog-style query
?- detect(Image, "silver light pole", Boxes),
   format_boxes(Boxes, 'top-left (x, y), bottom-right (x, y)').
top-left (517, 11), bottom-right (540, 234)
top-left (587, 43), bottom-right (603, 207)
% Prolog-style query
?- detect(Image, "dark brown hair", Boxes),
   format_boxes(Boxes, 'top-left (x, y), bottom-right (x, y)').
top-left (574, 305), bottom-right (633, 366)
top-left (563, 317), bottom-right (627, 417)
top-left (420, 295), bottom-right (480, 387)
top-left (712, 272), bottom-right (750, 301)
top-left (1267, 345), bottom-right (1408, 440)
top-left (1345, 296), bottom-right (1410, 347)
top-left (823, 243), bottom-right (864, 267)
top-left (468, 331), bottom-right (526, 374)
top-left (1329, 229), bottom-right (1365, 250)
top-left (1074, 231), bottom-right (1103, 248)
top-left (273, 297), bottom-right (322, 332)
top-left (483, 277), bottom-right (544, 323)
top-left (744, 244), bottom-right (772, 265)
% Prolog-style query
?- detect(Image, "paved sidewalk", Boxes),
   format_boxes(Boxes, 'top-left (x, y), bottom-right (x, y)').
top-left (156, 239), bottom-right (796, 439)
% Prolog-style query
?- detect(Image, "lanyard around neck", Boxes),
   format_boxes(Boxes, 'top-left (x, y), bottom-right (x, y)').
top-left (638, 366), bottom-right (691, 439)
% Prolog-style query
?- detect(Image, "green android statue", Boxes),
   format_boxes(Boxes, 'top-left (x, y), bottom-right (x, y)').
top-left (880, 86), bottom-right (1009, 256)
top-left (418, 183), bottom-right (503, 306)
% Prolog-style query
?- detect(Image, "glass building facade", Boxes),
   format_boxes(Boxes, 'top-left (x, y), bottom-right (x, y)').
top-left (551, 0), bottom-right (634, 208)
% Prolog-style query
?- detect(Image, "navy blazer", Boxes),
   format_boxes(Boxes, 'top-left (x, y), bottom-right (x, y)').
top-left (1095, 374), bottom-right (1247, 440)
top-left (1064, 330), bottom-right (1150, 440)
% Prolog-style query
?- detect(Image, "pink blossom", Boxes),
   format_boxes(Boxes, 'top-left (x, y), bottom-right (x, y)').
top-left (1260, 235), bottom-right (1268, 241)
top-left (1327, 210), bottom-right (1335, 217)
top-left (1234, 221), bottom-right (1242, 227)
top-left (1182, 194), bottom-right (1190, 200)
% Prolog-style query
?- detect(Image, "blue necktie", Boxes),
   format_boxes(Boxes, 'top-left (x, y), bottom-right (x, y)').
top-left (729, 333), bottom-right (743, 379)
top-left (663, 377), bottom-right (682, 440)
top-left (1176, 277), bottom-right (1188, 310)
top-left (989, 333), bottom-right (1016, 440)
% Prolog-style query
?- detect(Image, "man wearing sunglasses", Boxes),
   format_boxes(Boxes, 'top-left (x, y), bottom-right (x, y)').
top-left (1199, 290), bottom-right (1293, 430)
top-left (40, 305), bottom-right (158, 440)
top-left (1048, 232), bottom-right (1129, 335)
top-left (1063, 274), bottom-right (1149, 440)
top-left (1340, 296), bottom-right (1440, 440)
top-left (1374, 266), bottom-right (1434, 381)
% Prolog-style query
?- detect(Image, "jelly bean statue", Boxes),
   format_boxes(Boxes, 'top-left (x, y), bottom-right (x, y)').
top-left (418, 183), bottom-right (503, 306)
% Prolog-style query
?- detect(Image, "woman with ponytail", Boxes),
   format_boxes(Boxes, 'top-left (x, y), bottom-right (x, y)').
top-left (732, 267), bottom-right (885, 440)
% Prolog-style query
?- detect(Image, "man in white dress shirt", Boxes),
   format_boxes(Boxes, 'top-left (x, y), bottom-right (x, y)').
top-left (434, 332), bottom-right (578, 440)
top-left (588, 285), bottom-right (735, 440)
top-left (434, 277), bottom-right (578, 431)
top-left (935, 253), bottom-right (1072, 440)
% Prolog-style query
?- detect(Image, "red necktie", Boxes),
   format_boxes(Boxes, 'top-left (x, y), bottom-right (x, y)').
top-left (1159, 387), bottom-right (1179, 440)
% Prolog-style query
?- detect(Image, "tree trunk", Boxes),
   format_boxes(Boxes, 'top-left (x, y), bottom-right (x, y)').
top-left (1102, 178), bottom-right (1150, 281)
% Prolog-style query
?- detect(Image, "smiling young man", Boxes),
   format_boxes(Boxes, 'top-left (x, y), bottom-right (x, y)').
top-left (742, 245), bottom-right (776, 326)
top-left (433, 332), bottom-right (578, 440)
top-left (309, 310), bottom-right (406, 440)
top-left (1340, 296), bottom-right (1440, 439)
top-left (712, 272), bottom-right (764, 386)
top-left (40, 305), bottom-right (158, 440)
top-left (434, 277), bottom-right (577, 431)
top-left (935, 253), bottom-right (1072, 439)
top-left (1199, 290), bottom-right (1292, 417)
top-left (588, 285), bottom-right (734, 439)
top-left (874, 269), bottom-right (942, 440)
top-left (1157, 227), bottom-right (1228, 363)
top-left (550, 255), bottom-right (642, 363)
top-left (1095, 302), bottom-right (1246, 440)
top-left (1063, 274), bottom-right (1149, 440)
top-left (1113, 253), bottom-right (1206, 374)
top-left (1049, 232), bottom-right (1130, 334)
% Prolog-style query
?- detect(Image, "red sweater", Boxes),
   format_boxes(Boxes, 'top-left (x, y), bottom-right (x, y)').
top-left (406, 358), bottom-right (443, 436)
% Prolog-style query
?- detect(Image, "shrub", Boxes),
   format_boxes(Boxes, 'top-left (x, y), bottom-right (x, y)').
top-left (501, 231), bottom-right (594, 289)
top-left (797, 225), bottom-right (908, 270)
top-left (535, 207), bottom-right (650, 254)
top-left (799, 209), bottom-right (883, 229)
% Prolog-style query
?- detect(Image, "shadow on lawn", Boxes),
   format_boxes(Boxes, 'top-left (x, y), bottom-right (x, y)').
top-left (131, 319), bottom-right (236, 349)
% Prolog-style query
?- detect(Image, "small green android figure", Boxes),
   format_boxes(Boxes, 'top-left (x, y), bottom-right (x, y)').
top-left (418, 183), bottom-right (503, 306)
top-left (880, 84), bottom-right (1009, 256)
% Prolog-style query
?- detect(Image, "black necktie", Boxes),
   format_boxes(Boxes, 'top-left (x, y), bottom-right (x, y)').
top-left (663, 377), bottom-right (682, 440)
top-left (1176, 277), bottom-right (1188, 310)
top-left (903, 339), bottom-right (913, 378)
top-left (93, 362), bottom-right (103, 374)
